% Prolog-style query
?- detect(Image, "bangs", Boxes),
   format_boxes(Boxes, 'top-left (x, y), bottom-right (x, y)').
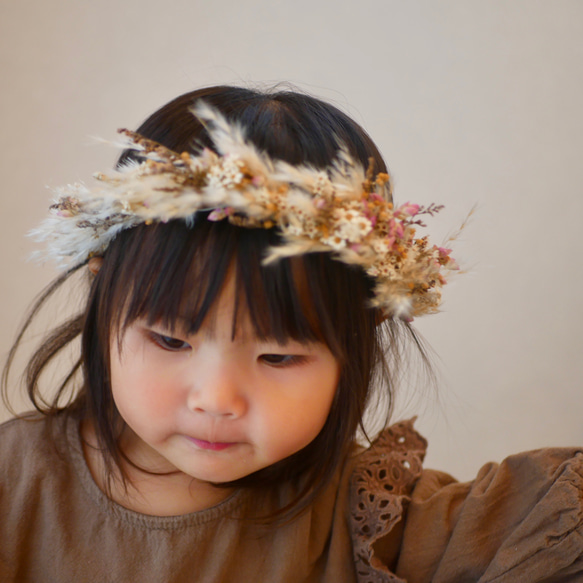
top-left (100, 217), bottom-right (372, 357)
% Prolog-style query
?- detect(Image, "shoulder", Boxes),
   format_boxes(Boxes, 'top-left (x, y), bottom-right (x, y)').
top-left (0, 412), bottom-right (55, 471)
top-left (349, 421), bottom-right (583, 583)
top-left (0, 411), bottom-right (51, 444)
top-left (0, 412), bottom-right (77, 514)
top-left (0, 411), bottom-right (69, 466)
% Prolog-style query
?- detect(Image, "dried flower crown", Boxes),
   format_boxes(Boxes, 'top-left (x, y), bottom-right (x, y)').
top-left (32, 104), bottom-right (458, 319)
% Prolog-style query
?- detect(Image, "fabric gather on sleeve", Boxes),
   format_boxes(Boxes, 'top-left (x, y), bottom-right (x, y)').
top-left (350, 418), bottom-right (583, 583)
top-left (398, 449), bottom-right (583, 582)
top-left (350, 419), bottom-right (428, 583)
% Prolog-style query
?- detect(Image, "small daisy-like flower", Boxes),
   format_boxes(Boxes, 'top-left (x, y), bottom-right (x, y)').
top-left (303, 218), bottom-right (319, 238)
top-left (207, 155), bottom-right (244, 189)
top-left (252, 187), bottom-right (274, 205)
top-left (321, 234), bottom-right (347, 251)
top-left (184, 156), bottom-right (206, 173)
top-left (333, 208), bottom-right (373, 243)
top-left (371, 238), bottom-right (391, 255)
top-left (312, 172), bottom-right (333, 197)
top-left (283, 224), bottom-right (304, 237)
top-left (378, 263), bottom-right (398, 278)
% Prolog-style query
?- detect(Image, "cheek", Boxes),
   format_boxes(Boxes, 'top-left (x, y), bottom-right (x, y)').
top-left (110, 349), bottom-right (181, 432)
top-left (257, 368), bottom-right (339, 461)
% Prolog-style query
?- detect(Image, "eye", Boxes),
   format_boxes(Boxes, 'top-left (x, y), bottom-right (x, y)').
top-left (259, 354), bottom-right (307, 367)
top-left (148, 332), bottom-right (191, 352)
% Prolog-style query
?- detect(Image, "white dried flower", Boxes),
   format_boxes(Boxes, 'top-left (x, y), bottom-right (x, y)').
top-left (320, 234), bottom-right (347, 251)
top-left (312, 172), bottom-right (333, 197)
top-left (207, 155), bottom-right (244, 189)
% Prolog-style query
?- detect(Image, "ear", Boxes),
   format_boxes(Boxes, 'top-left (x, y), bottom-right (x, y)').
top-left (88, 257), bottom-right (103, 275)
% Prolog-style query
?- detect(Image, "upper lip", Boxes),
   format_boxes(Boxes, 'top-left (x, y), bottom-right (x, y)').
top-left (181, 420), bottom-right (244, 444)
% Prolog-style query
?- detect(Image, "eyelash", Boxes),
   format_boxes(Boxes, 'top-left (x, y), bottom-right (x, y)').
top-left (147, 332), bottom-right (308, 368)
top-left (259, 354), bottom-right (308, 368)
top-left (147, 332), bottom-right (191, 352)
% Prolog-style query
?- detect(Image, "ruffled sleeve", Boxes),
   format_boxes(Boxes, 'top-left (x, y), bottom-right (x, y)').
top-left (350, 419), bottom-right (428, 583)
top-left (350, 422), bottom-right (583, 583)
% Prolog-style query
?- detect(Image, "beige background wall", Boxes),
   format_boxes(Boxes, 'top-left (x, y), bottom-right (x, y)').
top-left (1, 0), bottom-right (581, 480)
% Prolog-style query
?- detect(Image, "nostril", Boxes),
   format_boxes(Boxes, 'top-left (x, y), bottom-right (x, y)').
top-left (187, 390), bottom-right (246, 418)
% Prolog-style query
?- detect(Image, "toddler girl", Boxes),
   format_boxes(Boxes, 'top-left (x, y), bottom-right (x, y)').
top-left (2, 86), bottom-right (582, 582)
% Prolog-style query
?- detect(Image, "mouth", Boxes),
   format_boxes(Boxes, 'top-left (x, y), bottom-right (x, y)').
top-left (185, 436), bottom-right (238, 452)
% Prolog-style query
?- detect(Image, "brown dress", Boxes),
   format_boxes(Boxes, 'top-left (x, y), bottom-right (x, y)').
top-left (1, 413), bottom-right (582, 582)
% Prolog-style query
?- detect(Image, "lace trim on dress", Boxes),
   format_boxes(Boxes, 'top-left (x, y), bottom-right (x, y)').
top-left (350, 419), bottom-right (428, 583)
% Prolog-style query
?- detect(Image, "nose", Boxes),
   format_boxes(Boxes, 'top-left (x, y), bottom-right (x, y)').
top-left (186, 361), bottom-right (247, 419)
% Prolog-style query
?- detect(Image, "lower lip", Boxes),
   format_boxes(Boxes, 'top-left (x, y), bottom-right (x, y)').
top-left (186, 437), bottom-right (237, 451)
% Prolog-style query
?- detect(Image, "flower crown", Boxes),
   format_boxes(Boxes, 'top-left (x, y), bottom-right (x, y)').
top-left (32, 103), bottom-right (458, 320)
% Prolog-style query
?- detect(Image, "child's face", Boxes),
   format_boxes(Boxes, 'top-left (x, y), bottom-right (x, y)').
top-left (109, 274), bottom-right (340, 486)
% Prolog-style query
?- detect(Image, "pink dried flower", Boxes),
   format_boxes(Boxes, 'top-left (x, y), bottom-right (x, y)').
top-left (396, 202), bottom-right (420, 217)
top-left (389, 219), bottom-right (404, 239)
top-left (208, 207), bottom-right (233, 221)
